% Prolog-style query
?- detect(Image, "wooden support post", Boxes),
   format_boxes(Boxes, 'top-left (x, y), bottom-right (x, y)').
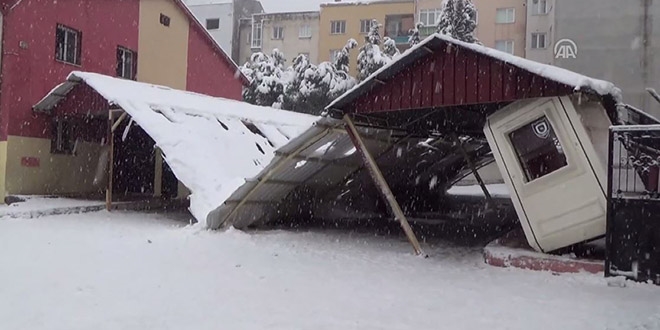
top-left (106, 110), bottom-right (115, 211)
top-left (343, 114), bottom-right (425, 256)
top-left (452, 133), bottom-right (492, 207)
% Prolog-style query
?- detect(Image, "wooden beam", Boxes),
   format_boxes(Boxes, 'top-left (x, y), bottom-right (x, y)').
top-left (453, 133), bottom-right (492, 206)
top-left (246, 178), bottom-right (303, 186)
top-left (223, 200), bottom-right (279, 205)
top-left (647, 88), bottom-right (660, 106)
top-left (344, 114), bottom-right (425, 256)
top-left (111, 112), bottom-right (128, 132)
top-left (105, 110), bottom-right (115, 211)
top-left (273, 151), bottom-right (360, 168)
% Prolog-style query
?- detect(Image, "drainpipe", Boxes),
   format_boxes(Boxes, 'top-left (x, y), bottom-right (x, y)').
top-left (642, 0), bottom-right (652, 110)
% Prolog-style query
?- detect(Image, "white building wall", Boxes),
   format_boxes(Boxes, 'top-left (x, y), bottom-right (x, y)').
top-left (186, 2), bottom-right (235, 56)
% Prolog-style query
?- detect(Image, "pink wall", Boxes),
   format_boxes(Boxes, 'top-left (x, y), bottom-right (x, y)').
top-left (0, 0), bottom-right (140, 140)
top-left (186, 22), bottom-right (243, 100)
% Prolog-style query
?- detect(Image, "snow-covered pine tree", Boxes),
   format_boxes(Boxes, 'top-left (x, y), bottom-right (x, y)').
top-left (240, 49), bottom-right (287, 107)
top-left (383, 37), bottom-right (400, 58)
top-left (408, 22), bottom-right (424, 47)
top-left (436, 0), bottom-right (456, 37)
top-left (282, 53), bottom-right (312, 111)
top-left (333, 38), bottom-right (358, 74)
top-left (357, 19), bottom-right (390, 81)
top-left (436, 0), bottom-right (478, 43)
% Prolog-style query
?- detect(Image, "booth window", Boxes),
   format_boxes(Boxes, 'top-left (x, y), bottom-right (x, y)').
top-left (509, 116), bottom-right (567, 182)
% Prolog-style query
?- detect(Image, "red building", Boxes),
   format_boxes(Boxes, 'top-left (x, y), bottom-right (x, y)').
top-left (0, 0), bottom-right (246, 201)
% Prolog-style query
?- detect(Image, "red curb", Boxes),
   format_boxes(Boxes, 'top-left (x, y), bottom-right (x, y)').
top-left (484, 230), bottom-right (604, 274)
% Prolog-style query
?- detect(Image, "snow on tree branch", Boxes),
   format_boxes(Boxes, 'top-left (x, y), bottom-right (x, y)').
top-left (436, 0), bottom-right (479, 44)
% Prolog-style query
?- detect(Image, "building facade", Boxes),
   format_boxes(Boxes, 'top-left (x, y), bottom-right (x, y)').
top-left (525, 0), bottom-right (660, 116)
top-left (319, 0), bottom-right (415, 76)
top-left (0, 0), bottom-right (245, 201)
top-left (185, 0), bottom-right (263, 62)
top-left (185, 0), bottom-right (235, 57)
top-left (417, 0), bottom-right (527, 57)
top-left (239, 11), bottom-right (321, 65)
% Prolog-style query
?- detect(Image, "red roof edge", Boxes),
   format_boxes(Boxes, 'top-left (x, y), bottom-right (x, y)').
top-left (172, 0), bottom-right (249, 87)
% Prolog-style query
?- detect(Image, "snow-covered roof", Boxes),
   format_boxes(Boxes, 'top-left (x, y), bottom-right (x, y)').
top-left (34, 72), bottom-right (318, 226)
top-left (327, 33), bottom-right (622, 111)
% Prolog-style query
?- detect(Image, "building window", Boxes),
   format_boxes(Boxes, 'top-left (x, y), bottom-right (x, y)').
top-left (116, 47), bottom-right (136, 80)
top-left (51, 117), bottom-right (75, 154)
top-left (272, 26), bottom-right (284, 40)
top-left (532, 0), bottom-right (549, 15)
top-left (360, 19), bottom-right (373, 34)
top-left (495, 40), bottom-right (515, 54)
top-left (531, 32), bottom-right (547, 49)
top-left (509, 117), bottom-right (567, 182)
top-left (331, 20), bottom-right (346, 34)
top-left (330, 49), bottom-right (341, 62)
top-left (495, 8), bottom-right (515, 24)
top-left (419, 9), bottom-right (441, 26)
top-left (251, 22), bottom-right (262, 48)
top-left (160, 13), bottom-right (171, 27)
top-left (55, 24), bottom-right (81, 65)
top-left (299, 24), bottom-right (312, 38)
top-left (206, 18), bottom-right (220, 30)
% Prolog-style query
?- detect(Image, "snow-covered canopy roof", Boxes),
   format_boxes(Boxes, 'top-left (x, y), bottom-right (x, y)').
top-left (34, 71), bottom-right (318, 226)
top-left (327, 33), bottom-right (622, 113)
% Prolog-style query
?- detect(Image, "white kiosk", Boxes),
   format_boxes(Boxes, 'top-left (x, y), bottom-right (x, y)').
top-left (485, 96), bottom-right (611, 252)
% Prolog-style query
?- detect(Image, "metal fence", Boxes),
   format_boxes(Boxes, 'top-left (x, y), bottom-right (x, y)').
top-left (606, 125), bottom-right (660, 284)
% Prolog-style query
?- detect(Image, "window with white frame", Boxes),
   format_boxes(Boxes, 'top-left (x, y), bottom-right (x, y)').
top-left (206, 18), bottom-right (220, 30)
top-left (272, 26), bottom-right (284, 40)
top-left (299, 24), bottom-right (312, 38)
top-left (531, 32), bottom-right (547, 49)
top-left (495, 8), bottom-right (515, 24)
top-left (331, 20), bottom-right (346, 34)
top-left (251, 22), bottom-right (262, 48)
top-left (360, 19), bottom-right (372, 34)
top-left (495, 40), bottom-right (515, 54)
top-left (330, 49), bottom-right (341, 62)
top-left (419, 8), bottom-right (441, 26)
top-left (116, 46), bottom-right (136, 80)
top-left (532, 0), bottom-right (549, 15)
top-left (55, 24), bottom-right (81, 65)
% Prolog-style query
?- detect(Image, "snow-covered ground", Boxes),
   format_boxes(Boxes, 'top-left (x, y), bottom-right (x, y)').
top-left (0, 211), bottom-right (658, 330)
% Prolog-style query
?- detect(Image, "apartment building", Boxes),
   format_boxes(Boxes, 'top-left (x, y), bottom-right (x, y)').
top-left (319, 0), bottom-right (415, 76)
top-left (239, 11), bottom-right (321, 65)
top-left (525, 0), bottom-right (660, 116)
top-left (417, 0), bottom-right (526, 57)
top-left (185, 0), bottom-right (263, 62)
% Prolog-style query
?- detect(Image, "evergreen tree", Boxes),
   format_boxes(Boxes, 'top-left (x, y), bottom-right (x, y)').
top-left (241, 49), bottom-right (287, 107)
top-left (357, 19), bottom-right (390, 81)
top-left (408, 22), bottom-right (424, 47)
top-left (436, 0), bottom-right (478, 43)
top-left (383, 37), bottom-right (400, 58)
top-left (281, 41), bottom-right (358, 115)
top-left (333, 39), bottom-right (358, 74)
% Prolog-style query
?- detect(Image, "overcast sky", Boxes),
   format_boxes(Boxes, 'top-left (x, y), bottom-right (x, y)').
top-left (259, 0), bottom-right (329, 13)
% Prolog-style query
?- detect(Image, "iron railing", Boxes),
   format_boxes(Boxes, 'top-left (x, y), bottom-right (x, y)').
top-left (606, 125), bottom-right (660, 284)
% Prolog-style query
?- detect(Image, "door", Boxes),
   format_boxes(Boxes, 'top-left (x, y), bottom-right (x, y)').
top-left (485, 97), bottom-right (607, 252)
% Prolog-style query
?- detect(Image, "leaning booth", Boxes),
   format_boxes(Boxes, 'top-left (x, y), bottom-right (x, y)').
top-left (322, 34), bottom-right (625, 254)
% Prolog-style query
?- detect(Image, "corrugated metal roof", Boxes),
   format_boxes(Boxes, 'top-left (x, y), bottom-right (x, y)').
top-left (206, 117), bottom-right (395, 229)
